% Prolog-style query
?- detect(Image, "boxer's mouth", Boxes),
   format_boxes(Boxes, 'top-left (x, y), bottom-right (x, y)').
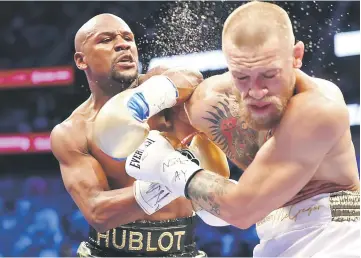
top-left (116, 54), bottom-right (134, 63)
top-left (248, 102), bottom-right (272, 113)
top-left (115, 54), bottom-right (136, 69)
top-left (248, 101), bottom-right (271, 108)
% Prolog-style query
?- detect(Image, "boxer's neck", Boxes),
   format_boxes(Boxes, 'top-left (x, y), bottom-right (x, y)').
top-left (88, 78), bottom-right (137, 110)
top-left (172, 119), bottom-right (198, 143)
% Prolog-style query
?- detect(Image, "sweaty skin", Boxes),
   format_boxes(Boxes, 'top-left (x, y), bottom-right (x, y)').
top-left (183, 2), bottom-right (360, 229)
top-left (51, 74), bottom-right (199, 233)
top-left (186, 72), bottom-right (359, 227)
top-left (51, 14), bottom-right (202, 233)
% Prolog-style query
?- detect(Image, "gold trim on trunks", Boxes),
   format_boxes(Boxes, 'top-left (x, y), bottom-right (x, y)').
top-left (112, 228), bottom-right (126, 249)
top-left (96, 231), bottom-right (109, 248)
top-left (95, 227), bottom-right (188, 253)
top-left (330, 191), bottom-right (360, 222)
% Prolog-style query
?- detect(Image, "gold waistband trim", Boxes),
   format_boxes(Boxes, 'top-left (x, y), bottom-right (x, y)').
top-left (330, 191), bottom-right (360, 222)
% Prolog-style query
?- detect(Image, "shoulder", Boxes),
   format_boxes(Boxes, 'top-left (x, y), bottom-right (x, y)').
top-left (185, 72), bottom-right (237, 131)
top-left (312, 77), bottom-right (346, 104)
top-left (190, 72), bottom-right (233, 102)
top-left (296, 70), bottom-right (345, 104)
top-left (51, 108), bottom-right (88, 163)
top-left (284, 79), bottom-right (349, 141)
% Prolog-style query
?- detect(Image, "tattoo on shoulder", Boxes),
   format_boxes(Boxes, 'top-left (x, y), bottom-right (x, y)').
top-left (202, 93), bottom-right (259, 166)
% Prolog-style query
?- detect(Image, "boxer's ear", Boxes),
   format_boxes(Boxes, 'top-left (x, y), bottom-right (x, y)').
top-left (293, 41), bottom-right (304, 69)
top-left (74, 52), bottom-right (88, 70)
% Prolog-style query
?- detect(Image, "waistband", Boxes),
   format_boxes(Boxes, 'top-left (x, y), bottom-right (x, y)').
top-left (88, 216), bottom-right (196, 256)
top-left (256, 191), bottom-right (360, 240)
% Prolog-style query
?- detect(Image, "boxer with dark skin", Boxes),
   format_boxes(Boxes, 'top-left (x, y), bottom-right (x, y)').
top-left (51, 13), bottom-right (197, 232)
top-left (50, 13), bottom-right (226, 257)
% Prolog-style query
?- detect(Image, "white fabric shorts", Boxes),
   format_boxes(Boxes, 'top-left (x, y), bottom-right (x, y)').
top-left (254, 191), bottom-right (360, 257)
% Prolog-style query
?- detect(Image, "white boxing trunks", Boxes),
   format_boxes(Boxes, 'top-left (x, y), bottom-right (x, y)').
top-left (254, 191), bottom-right (360, 257)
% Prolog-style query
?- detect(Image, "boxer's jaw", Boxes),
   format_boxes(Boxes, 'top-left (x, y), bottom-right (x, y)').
top-left (109, 65), bottom-right (139, 91)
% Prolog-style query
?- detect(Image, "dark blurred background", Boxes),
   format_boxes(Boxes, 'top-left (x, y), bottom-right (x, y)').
top-left (0, 1), bottom-right (359, 257)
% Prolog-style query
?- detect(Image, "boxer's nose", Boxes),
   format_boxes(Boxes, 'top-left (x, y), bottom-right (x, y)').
top-left (248, 86), bottom-right (268, 100)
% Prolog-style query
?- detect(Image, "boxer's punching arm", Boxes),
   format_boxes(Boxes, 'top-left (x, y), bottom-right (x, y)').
top-left (186, 93), bottom-right (349, 229)
top-left (93, 67), bottom-right (203, 160)
top-left (51, 124), bottom-right (155, 232)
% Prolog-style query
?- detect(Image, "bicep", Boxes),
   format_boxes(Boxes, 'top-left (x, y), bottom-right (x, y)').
top-left (231, 98), bottom-right (348, 221)
top-left (59, 153), bottom-right (109, 195)
top-left (51, 126), bottom-right (109, 217)
top-left (59, 153), bottom-right (110, 221)
top-left (234, 138), bottom-right (319, 220)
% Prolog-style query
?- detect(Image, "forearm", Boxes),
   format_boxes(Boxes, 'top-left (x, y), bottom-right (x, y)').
top-left (186, 170), bottom-right (250, 229)
top-left (162, 68), bottom-right (203, 103)
top-left (91, 186), bottom-right (146, 232)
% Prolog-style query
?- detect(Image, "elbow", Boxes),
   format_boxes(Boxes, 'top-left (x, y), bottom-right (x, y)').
top-left (88, 198), bottom-right (111, 233)
top-left (221, 199), bottom-right (255, 230)
top-left (89, 215), bottom-right (109, 233)
top-left (230, 215), bottom-right (255, 230)
top-left (225, 211), bottom-right (254, 230)
top-left (89, 219), bottom-right (108, 233)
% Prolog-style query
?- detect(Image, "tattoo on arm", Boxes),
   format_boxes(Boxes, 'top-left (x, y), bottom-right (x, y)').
top-left (187, 170), bottom-right (235, 216)
top-left (202, 93), bottom-right (259, 166)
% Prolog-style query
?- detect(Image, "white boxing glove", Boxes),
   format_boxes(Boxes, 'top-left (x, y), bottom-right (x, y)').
top-left (133, 180), bottom-right (177, 215)
top-left (195, 179), bottom-right (238, 227)
top-left (93, 75), bottom-right (179, 160)
top-left (125, 130), bottom-right (203, 196)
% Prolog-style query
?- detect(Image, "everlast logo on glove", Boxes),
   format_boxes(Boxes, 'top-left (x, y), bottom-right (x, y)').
top-left (129, 138), bottom-right (155, 169)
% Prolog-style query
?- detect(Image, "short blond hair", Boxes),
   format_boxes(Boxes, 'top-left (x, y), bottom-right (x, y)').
top-left (222, 1), bottom-right (294, 49)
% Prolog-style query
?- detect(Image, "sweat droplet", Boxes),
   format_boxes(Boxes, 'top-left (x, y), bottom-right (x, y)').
top-left (141, 1), bottom-right (229, 59)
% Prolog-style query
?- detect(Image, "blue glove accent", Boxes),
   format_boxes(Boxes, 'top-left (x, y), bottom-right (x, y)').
top-left (127, 92), bottom-right (150, 122)
top-left (113, 157), bottom-right (127, 161)
top-left (165, 77), bottom-right (179, 98)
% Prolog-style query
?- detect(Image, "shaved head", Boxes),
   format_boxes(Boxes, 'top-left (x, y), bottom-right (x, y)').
top-left (222, 1), bottom-right (295, 51)
top-left (74, 13), bottom-right (130, 52)
top-left (74, 13), bottom-right (139, 95)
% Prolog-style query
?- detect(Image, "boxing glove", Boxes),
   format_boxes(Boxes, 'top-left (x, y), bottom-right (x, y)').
top-left (133, 180), bottom-right (177, 215)
top-left (93, 76), bottom-right (179, 160)
top-left (130, 132), bottom-right (189, 215)
top-left (127, 131), bottom-right (235, 225)
top-left (125, 130), bottom-right (202, 185)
